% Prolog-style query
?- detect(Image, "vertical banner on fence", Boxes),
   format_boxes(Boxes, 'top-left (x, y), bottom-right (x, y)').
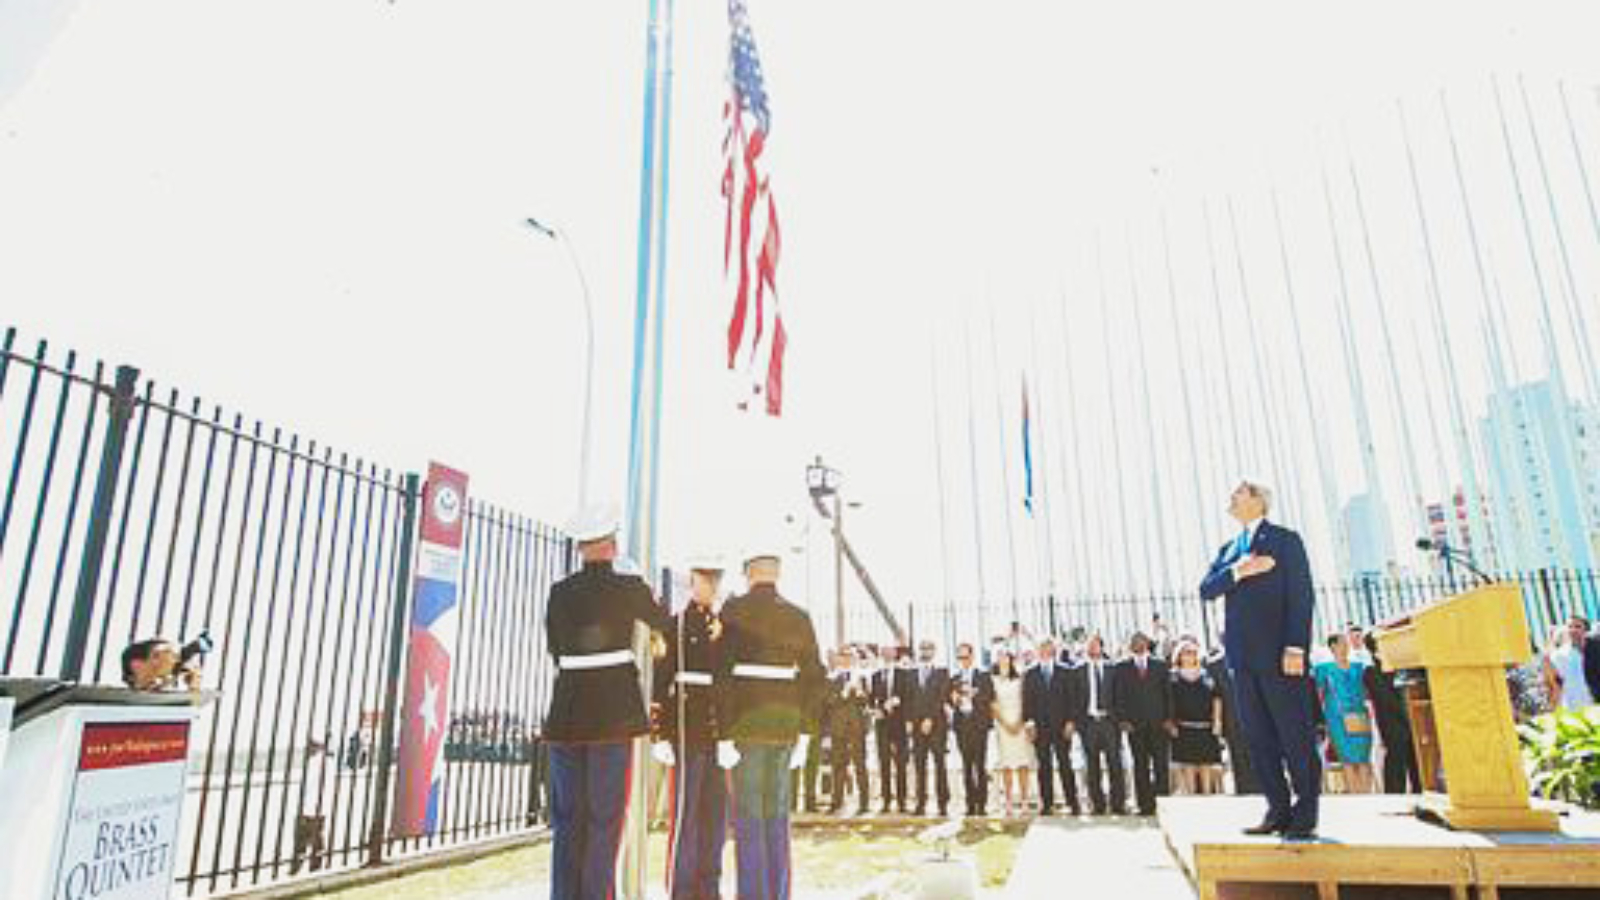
top-left (392, 462), bottom-right (469, 838)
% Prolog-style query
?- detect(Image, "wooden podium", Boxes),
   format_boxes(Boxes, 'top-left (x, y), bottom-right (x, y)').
top-left (1374, 582), bottom-right (1559, 832)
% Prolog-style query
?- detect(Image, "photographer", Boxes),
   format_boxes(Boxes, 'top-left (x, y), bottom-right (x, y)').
top-left (120, 633), bottom-right (209, 692)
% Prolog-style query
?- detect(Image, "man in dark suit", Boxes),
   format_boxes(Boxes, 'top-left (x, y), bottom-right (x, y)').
top-left (1070, 633), bottom-right (1126, 815)
top-left (1580, 616), bottom-right (1600, 704)
top-left (1111, 631), bottom-right (1171, 816)
top-left (1363, 633), bottom-right (1421, 794)
top-left (1200, 480), bottom-right (1320, 840)
top-left (950, 641), bottom-right (996, 816)
top-left (907, 639), bottom-right (952, 816)
top-left (870, 644), bottom-right (912, 814)
top-left (1023, 636), bottom-right (1080, 815)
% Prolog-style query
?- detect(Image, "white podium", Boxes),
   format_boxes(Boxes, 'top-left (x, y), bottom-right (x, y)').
top-left (0, 683), bottom-right (211, 900)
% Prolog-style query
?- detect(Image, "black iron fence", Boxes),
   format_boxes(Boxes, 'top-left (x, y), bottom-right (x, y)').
top-left (6, 323), bottom-right (1600, 894)
top-left (842, 567), bottom-right (1600, 658)
top-left (0, 327), bottom-right (572, 896)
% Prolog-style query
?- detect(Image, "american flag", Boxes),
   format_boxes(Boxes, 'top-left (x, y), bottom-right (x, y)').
top-left (723, 0), bottom-right (786, 416)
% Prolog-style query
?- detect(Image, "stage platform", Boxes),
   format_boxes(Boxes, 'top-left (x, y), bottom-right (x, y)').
top-left (1159, 795), bottom-right (1600, 900)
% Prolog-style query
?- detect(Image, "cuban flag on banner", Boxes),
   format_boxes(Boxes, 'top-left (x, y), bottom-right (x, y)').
top-left (392, 462), bottom-right (469, 837)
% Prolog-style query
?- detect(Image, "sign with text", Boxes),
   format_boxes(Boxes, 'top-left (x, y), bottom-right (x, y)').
top-left (53, 722), bottom-right (190, 900)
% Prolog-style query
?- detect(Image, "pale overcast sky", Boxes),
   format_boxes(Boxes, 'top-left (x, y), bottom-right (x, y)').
top-left (3, 1), bottom-right (1599, 639)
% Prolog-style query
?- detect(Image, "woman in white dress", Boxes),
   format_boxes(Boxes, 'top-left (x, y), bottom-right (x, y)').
top-left (1544, 617), bottom-right (1595, 711)
top-left (989, 649), bottom-right (1034, 817)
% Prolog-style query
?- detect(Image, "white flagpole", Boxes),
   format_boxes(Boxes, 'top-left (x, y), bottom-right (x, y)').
top-left (1493, 75), bottom-right (1595, 567)
top-left (930, 333), bottom-right (956, 634)
top-left (1125, 233), bottom-right (1174, 595)
top-left (1223, 199), bottom-right (1296, 517)
top-left (1398, 100), bottom-right (1494, 565)
top-left (1201, 201), bottom-right (1251, 478)
top-left (1027, 307), bottom-right (1060, 630)
top-left (986, 303), bottom-right (1024, 627)
top-left (1347, 149), bottom-right (1431, 554)
top-left (1052, 289), bottom-right (1094, 619)
top-left (963, 315), bottom-right (990, 648)
top-left (1095, 238), bottom-right (1139, 607)
top-left (1321, 160), bottom-right (1395, 574)
top-left (1269, 189), bottom-right (1348, 577)
top-left (1519, 78), bottom-right (1600, 406)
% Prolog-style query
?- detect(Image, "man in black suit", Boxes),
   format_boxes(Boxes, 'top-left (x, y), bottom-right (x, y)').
top-left (1111, 631), bottom-right (1171, 816)
top-left (1070, 633), bottom-right (1126, 815)
top-left (870, 643), bottom-right (912, 814)
top-left (907, 639), bottom-right (952, 816)
top-left (1363, 633), bottom-right (1420, 794)
top-left (1200, 480), bottom-right (1320, 840)
top-left (1023, 636), bottom-right (1080, 815)
top-left (950, 641), bottom-right (996, 816)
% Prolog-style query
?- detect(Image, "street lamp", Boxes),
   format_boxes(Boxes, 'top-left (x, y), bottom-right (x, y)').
top-left (807, 456), bottom-right (846, 648)
top-left (525, 217), bottom-right (595, 508)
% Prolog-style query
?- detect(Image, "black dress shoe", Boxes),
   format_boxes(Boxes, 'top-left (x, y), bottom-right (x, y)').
top-left (1242, 820), bottom-right (1285, 836)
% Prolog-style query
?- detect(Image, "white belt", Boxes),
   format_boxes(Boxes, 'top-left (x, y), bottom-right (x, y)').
top-left (559, 650), bottom-right (635, 670)
top-left (675, 671), bottom-right (713, 686)
top-left (732, 663), bottom-right (797, 681)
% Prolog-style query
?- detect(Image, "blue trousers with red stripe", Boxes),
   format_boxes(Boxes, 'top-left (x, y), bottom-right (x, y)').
top-left (667, 747), bottom-right (729, 900)
top-left (549, 741), bottom-right (633, 900)
top-left (731, 743), bottom-right (794, 900)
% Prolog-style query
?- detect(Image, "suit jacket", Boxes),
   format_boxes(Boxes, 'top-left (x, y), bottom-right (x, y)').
top-left (906, 665), bottom-right (953, 736)
top-left (1110, 657), bottom-right (1171, 725)
top-left (1584, 634), bottom-right (1600, 702)
top-left (544, 562), bottom-right (673, 742)
top-left (715, 584), bottom-right (827, 743)
top-left (871, 666), bottom-right (914, 729)
top-left (1023, 663), bottom-right (1075, 741)
top-left (653, 603), bottom-right (723, 747)
top-left (1067, 657), bottom-right (1116, 724)
top-left (822, 670), bottom-right (872, 742)
top-left (1198, 520), bottom-right (1315, 673)
top-left (949, 667), bottom-right (996, 733)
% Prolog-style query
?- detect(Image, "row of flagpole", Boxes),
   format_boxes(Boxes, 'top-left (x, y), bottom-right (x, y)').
top-left (928, 76), bottom-right (1600, 642)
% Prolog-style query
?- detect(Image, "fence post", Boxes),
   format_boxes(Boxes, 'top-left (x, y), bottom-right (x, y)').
top-left (60, 365), bottom-right (140, 682)
top-left (367, 472), bottom-right (421, 867)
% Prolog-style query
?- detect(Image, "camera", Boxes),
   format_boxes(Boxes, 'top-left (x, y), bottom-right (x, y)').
top-left (179, 630), bottom-right (214, 668)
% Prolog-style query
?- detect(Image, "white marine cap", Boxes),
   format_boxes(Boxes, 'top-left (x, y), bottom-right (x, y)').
top-left (684, 552), bottom-right (728, 573)
top-left (740, 538), bottom-right (786, 566)
top-left (565, 501), bottom-right (622, 543)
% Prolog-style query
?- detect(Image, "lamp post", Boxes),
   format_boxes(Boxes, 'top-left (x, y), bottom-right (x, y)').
top-left (807, 456), bottom-right (845, 647)
top-left (525, 217), bottom-right (595, 508)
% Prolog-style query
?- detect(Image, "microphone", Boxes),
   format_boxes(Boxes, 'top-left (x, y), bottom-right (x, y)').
top-left (1416, 537), bottom-right (1493, 586)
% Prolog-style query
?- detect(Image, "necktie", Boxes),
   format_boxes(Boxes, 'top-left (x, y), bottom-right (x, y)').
top-left (1230, 528), bottom-right (1251, 563)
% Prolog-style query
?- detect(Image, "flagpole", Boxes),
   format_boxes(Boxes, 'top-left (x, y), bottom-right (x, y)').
top-left (1159, 213), bottom-right (1218, 641)
top-left (1398, 100), bottom-right (1493, 564)
top-left (1223, 199), bottom-right (1294, 512)
top-left (1346, 147), bottom-right (1431, 557)
top-left (1559, 80), bottom-right (1600, 294)
top-left (986, 303), bottom-right (1023, 627)
top-left (1492, 75), bottom-right (1595, 567)
top-left (962, 316), bottom-right (990, 650)
top-left (1125, 232), bottom-right (1172, 596)
top-left (1026, 308), bottom-right (1060, 631)
top-left (1095, 237), bottom-right (1139, 609)
top-left (1201, 201), bottom-right (1250, 478)
top-left (929, 333), bottom-right (956, 638)
top-left (1321, 159), bottom-right (1395, 574)
top-left (1051, 289), bottom-right (1093, 620)
top-left (622, 0), bottom-right (670, 894)
top-left (1441, 91), bottom-right (1538, 571)
top-left (1268, 189), bottom-right (1349, 577)
top-left (1519, 77), bottom-right (1600, 406)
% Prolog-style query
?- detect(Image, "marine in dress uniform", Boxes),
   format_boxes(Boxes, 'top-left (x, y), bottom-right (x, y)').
top-left (544, 504), bottom-right (672, 900)
top-left (715, 546), bottom-right (825, 900)
top-left (654, 559), bottom-right (730, 900)
top-left (822, 648), bottom-right (872, 815)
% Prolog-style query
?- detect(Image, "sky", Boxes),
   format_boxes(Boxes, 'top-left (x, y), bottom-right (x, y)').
top-left (4, 0), bottom-right (1600, 642)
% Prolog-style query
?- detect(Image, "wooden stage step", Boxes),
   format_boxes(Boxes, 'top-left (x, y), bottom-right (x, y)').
top-left (1158, 795), bottom-right (1600, 900)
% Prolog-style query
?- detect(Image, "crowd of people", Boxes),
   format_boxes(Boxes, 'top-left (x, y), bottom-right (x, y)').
top-left (786, 615), bottom-right (1445, 821)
